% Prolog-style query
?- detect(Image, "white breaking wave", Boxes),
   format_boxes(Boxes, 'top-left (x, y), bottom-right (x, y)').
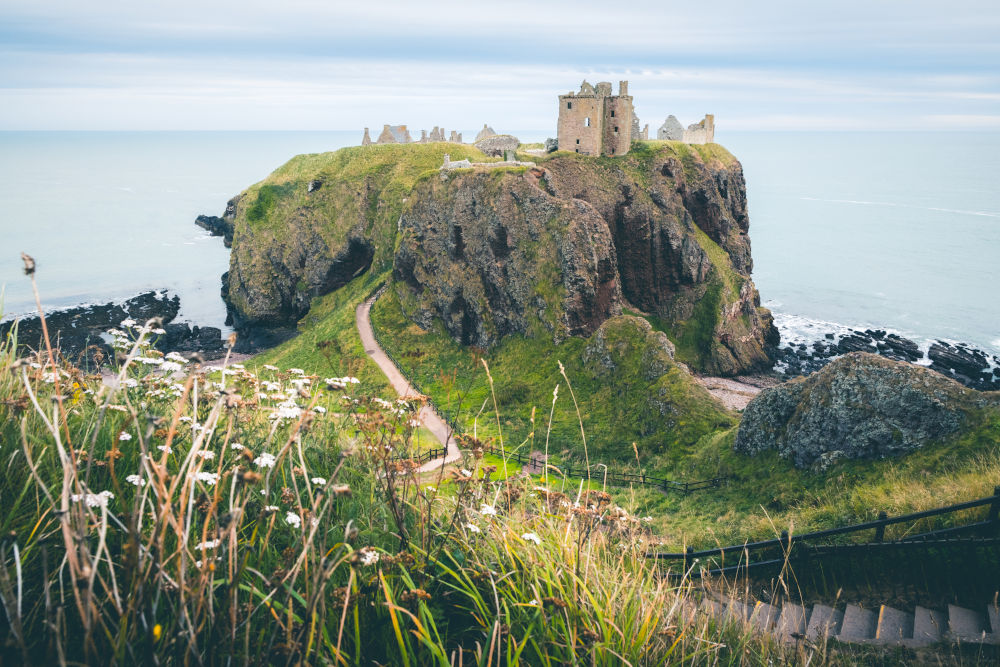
top-left (800, 197), bottom-right (1000, 219)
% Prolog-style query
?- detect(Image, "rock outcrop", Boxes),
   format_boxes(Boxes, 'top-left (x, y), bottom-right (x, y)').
top-left (394, 171), bottom-right (621, 347)
top-left (735, 353), bottom-right (994, 468)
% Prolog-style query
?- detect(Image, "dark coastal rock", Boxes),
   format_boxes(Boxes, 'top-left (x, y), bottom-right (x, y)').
top-left (1, 291), bottom-right (180, 365)
top-left (195, 195), bottom-right (240, 248)
top-left (195, 215), bottom-right (235, 247)
top-left (928, 341), bottom-right (993, 390)
top-left (837, 333), bottom-right (877, 354)
top-left (736, 353), bottom-right (990, 469)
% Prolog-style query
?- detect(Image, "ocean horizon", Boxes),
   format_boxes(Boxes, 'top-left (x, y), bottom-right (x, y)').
top-left (1, 130), bottom-right (997, 357)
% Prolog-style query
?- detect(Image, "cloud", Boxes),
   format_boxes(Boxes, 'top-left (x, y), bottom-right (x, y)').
top-left (0, 0), bottom-right (997, 130)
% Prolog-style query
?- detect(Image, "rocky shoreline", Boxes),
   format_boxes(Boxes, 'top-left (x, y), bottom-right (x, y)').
top-left (0, 291), bottom-right (230, 366)
top-left (771, 327), bottom-right (1000, 392)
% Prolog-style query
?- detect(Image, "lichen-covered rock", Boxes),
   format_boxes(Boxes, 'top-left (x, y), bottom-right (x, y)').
top-left (735, 353), bottom-right (993, 468)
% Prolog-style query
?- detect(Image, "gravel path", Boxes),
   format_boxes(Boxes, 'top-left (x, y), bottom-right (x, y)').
top-left (356, 294), bottom-right (461, 472)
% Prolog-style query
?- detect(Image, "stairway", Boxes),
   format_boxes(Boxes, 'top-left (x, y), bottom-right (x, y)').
top-left (697, 594), bottom-right (1000, 647)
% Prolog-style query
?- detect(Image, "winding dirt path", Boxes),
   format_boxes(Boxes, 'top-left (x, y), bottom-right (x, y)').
top-left (356, 294), bottom-right (462, 472)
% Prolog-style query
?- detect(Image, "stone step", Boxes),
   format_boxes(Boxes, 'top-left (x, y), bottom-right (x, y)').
top-left (724, 598), bottom-right (752, 622)
top-left (839, 604), bottom-right (877, 640)
top-left (750, 601), bottom-right (780, 633)
top-left (875, 605), bottom-right (914, 642)
top-left (948, 604), bottom-right (987, 639)
top-left (700, 598), bottom-right (724, 618)
top-left (776, 603), bottom-right (810, 641)
top-left (913, 606), bottom-right (947, 643)
top-left (805, 604), bottom-right (843, 641)
top-left (987, 602), bottom-right (1000, 635)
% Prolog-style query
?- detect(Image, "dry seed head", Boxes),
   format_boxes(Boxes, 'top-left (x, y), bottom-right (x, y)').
top-left (20, 252), bottom-right (35, 275)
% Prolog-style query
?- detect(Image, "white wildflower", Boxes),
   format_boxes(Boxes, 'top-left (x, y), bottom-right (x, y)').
top-left (263, 364), bottom-right (279, 371)
top-left (313, 406), bottom-right (327, 414)
top-left (165, 352), bottom-right (188, 363)
top-left (285, 512), bottom-right (302, 528)
top-left (157, 445), bottom-right (173, 453)
top-left (120, 318), bottom-right (137, 328)
top-left (121, 378), bottom-right (138, 388)
top-left (125, 474), bottom-right (146, 487)
top-left (461, 469), bottom-right (473, 477)
top-left (480, 504), bottom-right (497, 516)
top-left (179, 416), bottom-right (193, 423)
top-left (310, 477), bottom-right (327, 485)
top-left (160, 361), bottom-right (184, 373)
top-left (195, 450), bottom-right (215, 460)
top-left (356, 547), bottom-right (379, 566)
top-left (118, 432), bottom-right (132, 441)
top-left (254, 453), bottom-right (276, 468)
top-left (289, 368), bottom-right (304, 375)
top-left (231, 363), bottom-right (244, 370)
top-left (134, 356), bottom-right (163, 365)
top-left (71, 490), bottom-right (114, 508)
top-left (521, 532), bottom-right (542, 545)
top-left (263, 505), bottom-right (279, 512)
top-left (465, 523), bottom-right (481, 533)
top-left (195, 539), bottom-right (221, 551)
top-left (261, 381), bottom-right (281, 392)
top-left (151, 328), bottom-right (166, 335)
top-left (230, 442), bottom-right (244, 450)
top-left (194, 471), bottom-right (219, 485)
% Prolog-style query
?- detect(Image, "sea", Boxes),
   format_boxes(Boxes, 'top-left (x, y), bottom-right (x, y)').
top-left (1, 130), bottom-right (998, 357)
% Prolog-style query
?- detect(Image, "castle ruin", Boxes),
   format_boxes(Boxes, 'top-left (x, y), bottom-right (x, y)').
top-left (557, 80), bottom-right (716, 155)
top-left (657, 114), bottom-right (715, 144)
top-left (361, 124), bottom-right (468, 146)
top-left (557, 80), bottom-right (634, 156)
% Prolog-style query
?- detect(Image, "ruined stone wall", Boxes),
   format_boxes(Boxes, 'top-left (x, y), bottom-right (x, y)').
top-left (557, 94), bottom-right (605, 156)
top-left (601, 94), bottom-right (633, 156)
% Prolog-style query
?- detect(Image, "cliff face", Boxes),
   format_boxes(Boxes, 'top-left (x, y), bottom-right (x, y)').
top-left (223, 142), bottom-right (775, 375)
top-left (394, 144), bottom-right (775, 374)
top-left (735, 353), bottom-right (997, 468)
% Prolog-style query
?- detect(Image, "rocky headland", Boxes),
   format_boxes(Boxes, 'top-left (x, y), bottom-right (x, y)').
top-left (217, 141), bottom-right (777, 377)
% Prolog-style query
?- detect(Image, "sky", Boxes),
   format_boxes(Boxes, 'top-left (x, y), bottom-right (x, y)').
top-left (1, 0), bottom-right (998, 132)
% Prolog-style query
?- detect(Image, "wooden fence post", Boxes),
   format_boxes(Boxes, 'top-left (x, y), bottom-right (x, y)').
top-left (990, 486), bottom-right (1000, 524)
top-left (874, 511), bottom-right (888, 542)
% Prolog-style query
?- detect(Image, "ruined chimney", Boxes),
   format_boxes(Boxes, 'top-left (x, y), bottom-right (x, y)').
top-left (619, 80), bottom-right (629, 96)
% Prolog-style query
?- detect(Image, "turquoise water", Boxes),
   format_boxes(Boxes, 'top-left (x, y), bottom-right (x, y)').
top-left (1, 131), bottom-right (997, 355)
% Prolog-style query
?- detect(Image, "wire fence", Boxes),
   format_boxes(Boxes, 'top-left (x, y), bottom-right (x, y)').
top-left (651, 486), bottom-right (1000, 578)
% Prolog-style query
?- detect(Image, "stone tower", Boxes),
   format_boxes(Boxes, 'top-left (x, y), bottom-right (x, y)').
top-left (557, 80), bottom-right (634, 156)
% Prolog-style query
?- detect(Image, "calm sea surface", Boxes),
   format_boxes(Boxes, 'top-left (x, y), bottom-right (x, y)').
top-left (1, 131), bottom-right (997, 355)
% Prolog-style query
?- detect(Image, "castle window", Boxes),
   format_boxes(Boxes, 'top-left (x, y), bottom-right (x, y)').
top-left (585, 117), bottom-right (591, 127)
top-left (614, 126), bottom-right (619, 133)
top-left (611, 110), bottom-right (615, 118)
top-left (567, 102), bottom-right (572, 109)
top-left (576, 139), bottom-right (580, 144)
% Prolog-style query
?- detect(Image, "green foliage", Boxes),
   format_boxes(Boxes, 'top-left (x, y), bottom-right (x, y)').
top-left (679, 280), bottom-right (722, 364)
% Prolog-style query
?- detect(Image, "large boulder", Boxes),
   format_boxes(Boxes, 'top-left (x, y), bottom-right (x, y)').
top-left (735, 353), bottom-right (993, 468)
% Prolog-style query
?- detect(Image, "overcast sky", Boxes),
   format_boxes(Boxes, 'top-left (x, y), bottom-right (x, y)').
top-left (1, 0), bottom-right (998, 131)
